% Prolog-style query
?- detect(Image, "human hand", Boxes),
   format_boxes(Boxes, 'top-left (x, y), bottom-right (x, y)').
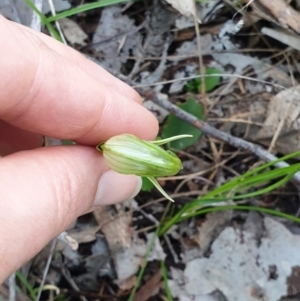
top-left (0, 16), bottom-right (158, 282)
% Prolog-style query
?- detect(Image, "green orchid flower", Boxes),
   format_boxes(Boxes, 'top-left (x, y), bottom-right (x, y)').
top-left (96, 134), bottom-right (192, 202)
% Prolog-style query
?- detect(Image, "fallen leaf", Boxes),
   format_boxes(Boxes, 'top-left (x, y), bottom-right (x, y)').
top-left (133, 271), bottom-right (162, 301)
top-left (59, 18), bottom-right (88, 46)
top-left (165, 0), bottom-right (194, 17)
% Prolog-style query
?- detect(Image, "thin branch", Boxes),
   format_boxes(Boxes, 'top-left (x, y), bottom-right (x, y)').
top-left (144, 91), bottom-right (300, 184)
top-left (35, 239), bottom-right (57, 301)
top-left (8, 273), bottom-right (16, 301)
top-left (192, 0), bottom-right (207, 110)
top-left (133, 73), bottom-right (286, 90)
top-left (60, 266), bottom-right (89, 301)
top-left (47, 0), bottom-right (67, 44)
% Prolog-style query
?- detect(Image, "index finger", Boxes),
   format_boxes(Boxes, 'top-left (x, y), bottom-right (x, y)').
top-left (0, 17), bottom-right (158, 144)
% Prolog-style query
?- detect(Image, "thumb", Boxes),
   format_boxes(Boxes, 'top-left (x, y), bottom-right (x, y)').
top-left (0, 146), bottom-right (141, 282)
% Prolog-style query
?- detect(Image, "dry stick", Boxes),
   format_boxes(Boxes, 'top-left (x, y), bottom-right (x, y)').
top-left (8, 273), bottom-right (16, 301)
top-left (47, 0), bottom-right (67, 43)
top-left (35, 239), bottom-right (57, 301)
top-left (147, 92), bottom-right (300, 184)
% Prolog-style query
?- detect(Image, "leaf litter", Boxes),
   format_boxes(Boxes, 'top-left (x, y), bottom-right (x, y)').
top-left (4, 0), bottom-right (300, 300)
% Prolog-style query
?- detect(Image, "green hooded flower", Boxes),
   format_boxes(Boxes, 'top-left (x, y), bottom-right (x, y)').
top-left (96, 134), bottom-right (192, 202)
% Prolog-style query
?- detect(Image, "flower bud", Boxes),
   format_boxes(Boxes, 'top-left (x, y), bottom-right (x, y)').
top-left (96, 134), bottom-right (182, 177)
top-left (96, 133), bottom-right (192, 202)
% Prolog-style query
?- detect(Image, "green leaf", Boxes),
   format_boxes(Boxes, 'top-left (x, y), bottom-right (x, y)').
top-left (204, 67), bottom-right (221, 92)
top-left (161, 261), bottom-right (174, 301)
top-left (46, 0), bottom-right (136, 23)
top-left (185, 79), bottom-right (200, 93)
top-left (185, 67), bottom-right (221, 93)
top-left (141, 177), bottom-right (154, 192)
top-left (24, 0), bottom-right (62, 41)
top-left (162, 98), bottom-right (203, 150)
top-left (147, 176), bottom-right (175, 202)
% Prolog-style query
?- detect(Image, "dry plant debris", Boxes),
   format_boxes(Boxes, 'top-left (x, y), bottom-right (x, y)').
top-left (59, 17), bottom-right (88, 46)
top-left (4, 0), bottom-right (300, 300)
top-left (169, 214), bottom-right (300, 301)
top-left (248, 0), bottom-right (300, 33)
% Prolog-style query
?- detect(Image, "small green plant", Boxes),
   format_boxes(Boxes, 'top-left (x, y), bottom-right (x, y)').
top-left (16, 271), bottom-right (37, 300)
top-left (159, 151), bottom-right (300, 234)
top-left (185, 67), bottom-right (221, 93)
top-left (161, 260), bottom-right (174, 301)
top-left (141, 177), bottom-right (154, 192)
top-left (127, 151), bottom-right (300, 301)
top-left (162, 98), bottom-right (203, 150)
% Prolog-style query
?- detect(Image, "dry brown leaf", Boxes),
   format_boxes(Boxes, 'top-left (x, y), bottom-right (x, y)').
top-left (261, 27), bottom-right (300, 51)
top-left (59, 18), bottom-right (88, 46)
top-left (133, 271), bottom-right (162, 301)
top-left (195, 211), bottom-right (232, 252)
top-left (255, 85), bottom-right (300, 154)
top-left (248, 0), bottom-right (300, 33)
top-left (93, 206), bottom-right (146, 283)
top-left (94, 206), bottom-right (132, 251)
top-left (115, 275), bottom-right (137, 291)
top-left (68, 226), bottom-right (99, 245)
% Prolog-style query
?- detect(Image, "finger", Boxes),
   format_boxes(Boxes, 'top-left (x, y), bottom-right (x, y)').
top-left (0, 120), bottom-right (43, 156)
top-left (0, 16), bottom-right (158, 144)
top-left (0, 146), bottom-right (141, 282)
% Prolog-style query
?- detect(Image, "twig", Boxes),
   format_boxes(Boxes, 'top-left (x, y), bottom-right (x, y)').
top-left (35, 239), bottom-right (57, 301)
top-left (144, 91), bottom-right (300, 184)
top-left (192, 0), bottom-right (207, 111)
top-left (8, 273), bottom-right (16, 301)
top-left (60, 267), bottom-right (88, 301)
top-left (47, 0), bottom-right (67, 43)
top-left (134, 73), bottom-right (286, 90)
top-left (163, 234), bottom-right (179, 264)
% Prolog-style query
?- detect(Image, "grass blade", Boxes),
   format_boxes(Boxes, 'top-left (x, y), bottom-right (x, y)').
top-left (46, 0), bottom-right (137, 23)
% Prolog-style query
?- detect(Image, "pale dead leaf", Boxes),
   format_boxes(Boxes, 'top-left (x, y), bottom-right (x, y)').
top-left (59, 18), bottom-right (88, 46)
top-left (195, 211), bottom-right (232, 252)
top-left (146, 232), bottom-right (166, 261)
top-left (94, 206), bottom-right (132, 251)
top-left (255, 85), bottom-right (300, 154)
top-left (113, 235), bottom-right (147, 282)
top-left (262, 27), bottom-right (300, 51)
top-left (180, 217), bottom-right (300, 301)
top-left (94, 206), bottom-right (146, 283)
top-left (92, 6), bottom-right (140, 72)
top-left (256, 0), bottom-right (300, 33)
top-left (165, 0), bottom-right (193, 17)
top-left (68, 226), bottom-right (99, 245)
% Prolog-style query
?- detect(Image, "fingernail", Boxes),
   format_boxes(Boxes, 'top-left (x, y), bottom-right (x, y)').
top-left (93, 170), bottom-right (142, 206)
